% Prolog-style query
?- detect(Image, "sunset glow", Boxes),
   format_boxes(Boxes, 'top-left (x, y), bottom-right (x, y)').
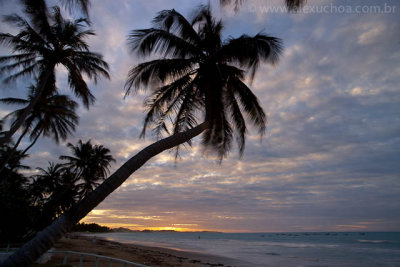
top-left (0, 0), bottom-right (399, 233)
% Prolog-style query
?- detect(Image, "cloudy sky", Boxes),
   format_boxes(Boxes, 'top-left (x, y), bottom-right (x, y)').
top-left (0, 0), bottom-right (399, 232)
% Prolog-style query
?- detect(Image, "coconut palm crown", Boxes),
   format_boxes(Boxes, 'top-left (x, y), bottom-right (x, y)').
top-left (60, 139), bottom-right (115, 198)
top-left (125, 6), bottom-right (283, 158)
top-left (0, 6), bottom-right (109, 106)
top-left (0, 3), bottom-right (109, 145)
top-left (1, 82), bottom-right (79, 147)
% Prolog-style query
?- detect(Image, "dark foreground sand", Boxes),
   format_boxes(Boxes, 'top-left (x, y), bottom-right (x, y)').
top-left (46, 234), bottom-right (250, 267)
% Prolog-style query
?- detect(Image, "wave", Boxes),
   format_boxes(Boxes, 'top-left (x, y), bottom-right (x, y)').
top-left (261, 242), bottom-right (339, 249)
top-left (357, 240), bottom-right (391, 244)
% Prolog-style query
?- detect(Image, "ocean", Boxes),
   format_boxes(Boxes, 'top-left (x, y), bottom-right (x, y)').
top-left (82, 232), bottom-right (400, 266)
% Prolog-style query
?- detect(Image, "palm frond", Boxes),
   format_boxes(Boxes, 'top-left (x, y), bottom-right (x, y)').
top-left (128, 28), bottom-right (200, 58)
top-left (125, 58), bottom-right (196, 95)
top-left (0, 97), bottom-right (29, 106)
top-left (20, 0), bottom-right (51, 36)
top-left (3, 13), bottom-right (48, 46)
top-left (140, 74), bottom-right (194, 138)
top-left (70, 52), bottom-right (110, 83)
top-left (61, 0), bottom-right (91, 17)
top-left (3, 63), bottom-right (39, 83)
top-left (172, 82), bottom-right (199, 135)
top-left (225, 89), bottom-right (247, 156)
top-left (0, 56), bottom-right (37, 74)
top-left (221, 33), bottom-right (283, 81)
top-left (153, 9), bottom-right (201, 44)
top-left (64, 62), bottom-right (95, 108)
top-left (229, 77), bottom-right (266, 136)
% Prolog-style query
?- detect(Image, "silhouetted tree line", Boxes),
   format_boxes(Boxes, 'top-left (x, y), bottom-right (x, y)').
top-left (72, 222), bottom-right (110, 233)
top-left (0, 138), bottom-right (114, 245)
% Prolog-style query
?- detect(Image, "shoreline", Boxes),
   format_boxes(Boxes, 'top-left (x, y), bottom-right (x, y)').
top-left (48, 233), bottom-right (250, 267)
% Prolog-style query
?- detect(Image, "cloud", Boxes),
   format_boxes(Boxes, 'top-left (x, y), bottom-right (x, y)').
top-left (0, 0), bottom-right (399, 232)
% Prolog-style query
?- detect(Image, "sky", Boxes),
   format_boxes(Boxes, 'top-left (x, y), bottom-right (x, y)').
top-left (0, 0), bottom-right (399, 232)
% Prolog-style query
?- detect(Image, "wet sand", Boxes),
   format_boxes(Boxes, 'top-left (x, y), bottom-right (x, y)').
top-left (47, 234), bottom-right (249, 267)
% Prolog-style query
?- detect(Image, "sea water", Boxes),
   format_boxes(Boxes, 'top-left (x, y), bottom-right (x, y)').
top-left (82, 232), bottom-right (400, 266)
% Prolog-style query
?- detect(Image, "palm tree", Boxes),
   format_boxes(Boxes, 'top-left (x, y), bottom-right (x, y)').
top-left (2, 7), bottom-right (283, 266)
top-left (30, 162), bottom-right (67, 206)
top-left (0, 83), bottom-right (78, 176)
top-left (60, 140), bottom-right (115, 198)
top-left (30, 162), bottom-right (79, 232)
top-left (0, 145), bottom-right (33, 243)
top-left (125, 6), bottom-right (282, 158)
top-left (0, 145), bottom-right (30, 178)
top-left (0, 3), bottom-right (109, 146)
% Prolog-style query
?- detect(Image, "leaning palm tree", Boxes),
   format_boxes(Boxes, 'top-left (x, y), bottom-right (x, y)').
top-left (0, 83), bottom-right (78, 176)
top-left (60, 140), bottom-right (115, 198)
top-left (125, 6), bottom-right (282, 158)
top-left (3, 6), bottom-right (283, 266)
top-left (0, 3), bottom-right (109, 146)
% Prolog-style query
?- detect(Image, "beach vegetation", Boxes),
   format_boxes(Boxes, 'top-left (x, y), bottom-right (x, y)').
top-left (0, 140), bottom-right (114, 246)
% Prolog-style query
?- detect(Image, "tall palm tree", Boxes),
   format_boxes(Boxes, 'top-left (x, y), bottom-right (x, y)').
top-left (0, 3), bottom-right (109, 146)
top-left (2, 7), bottom-right (283, 266)
top-left (0, 83), bottom-right (78, 176)
top-left (60, 140), bottom-right (115, 198)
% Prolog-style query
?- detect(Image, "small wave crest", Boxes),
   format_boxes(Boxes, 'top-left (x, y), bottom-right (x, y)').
top-left (262, 242), bottom-right (339, 248)
top-left (357, 239), bottom-right (391, 244)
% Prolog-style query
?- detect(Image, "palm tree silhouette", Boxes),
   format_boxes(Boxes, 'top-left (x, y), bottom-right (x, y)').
top-left (125, 6), bottom-right (282, 158)
top-left (0, 145), bottom-right (33, 243)
top-left (30, 162), bottom-right (79, 231)
top-left (0, 145), bottom-right (30, 177)
top-left (60, 140), bottom-right (115, 198)
top-left (0, 83), bottom-right (78, 176)
top-left (0, 3), bottom-right (109, 145)
top-left (3, 7), bottom-right (283, 266)
top-left (30, 162), bottom-right (67, 206)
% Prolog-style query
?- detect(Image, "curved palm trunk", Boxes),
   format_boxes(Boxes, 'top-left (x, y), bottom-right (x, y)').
top-left (21, 129), bottom-right (43, 156)
top-left (0, 66), bottom-right (53, 147)
top-left (2, 122), bottom-right (208, 267)
top-left (0, 126), bottom-right (30, 178)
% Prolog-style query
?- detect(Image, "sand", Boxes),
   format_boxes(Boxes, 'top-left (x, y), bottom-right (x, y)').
top-left (45, 234), bottom-right (249, 267)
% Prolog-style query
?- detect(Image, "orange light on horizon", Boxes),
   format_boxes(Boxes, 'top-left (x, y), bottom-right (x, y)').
top-left (80, 218), bottom-right (212, 232)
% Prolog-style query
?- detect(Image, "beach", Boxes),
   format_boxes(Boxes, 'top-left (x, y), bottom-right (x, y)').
top-left (48, 232), bottom-right (400, 267)
top-left (47, 234), bottom-right (247, 267)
